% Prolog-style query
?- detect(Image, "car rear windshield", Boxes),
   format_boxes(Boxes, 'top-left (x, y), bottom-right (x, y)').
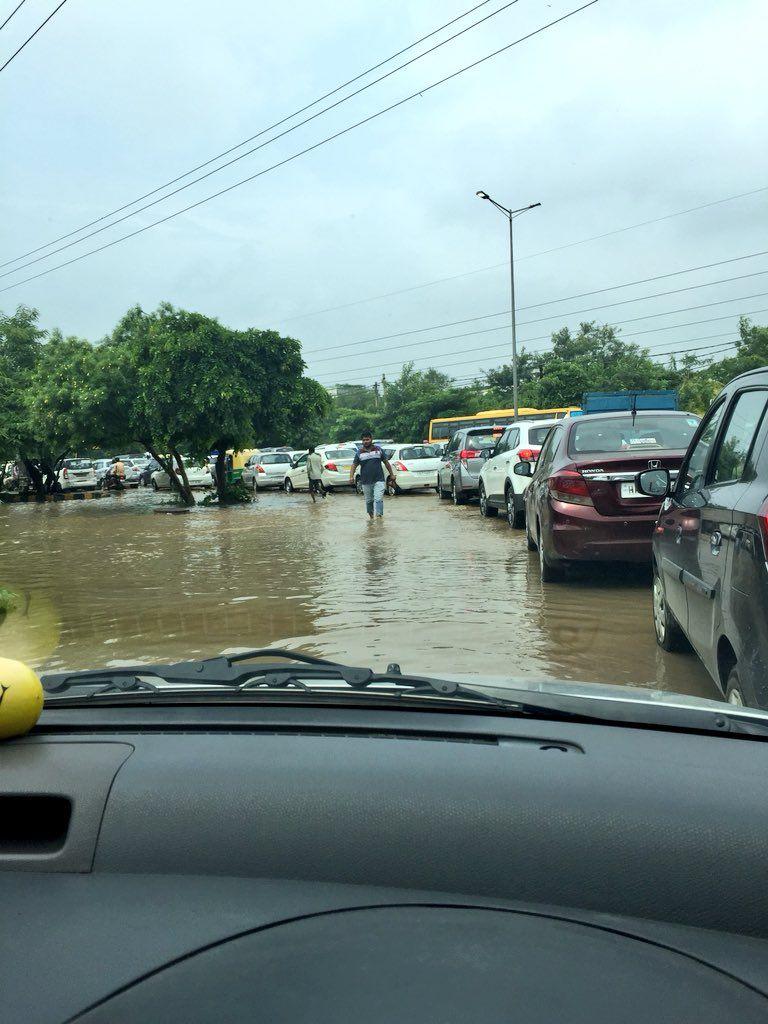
top-left (399, 446), bottom-right (439, 460)
top-left (325, 449), bottom-right (356, 460)
top-left (65, 459), bottom-right (93, 470)
top-left (528, 426), bottom-right (554, 445)
top-left (463, 433), bottom-right (497, 450)
top-left (569, 414), bottom-right (699, 455)
top-left (260, 454), bottom-right (292, 465)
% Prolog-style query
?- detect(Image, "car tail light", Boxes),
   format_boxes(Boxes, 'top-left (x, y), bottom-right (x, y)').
top-left (395, 461), bottom-right (408, 472)
top-left (758, 497), bottom-right (768, 557)
top-left (62, 468), bottom-right (69, 479)
top-left (548, 471), bottom-right (593, 506)
top-left (256, 465), bottom-right (266, 473)
top-left (325, 462), bottom-right (338, 472)
top-left (459, 449), bottom-right (478, 461)
top-left (518, 448), bottom-right (540, 462)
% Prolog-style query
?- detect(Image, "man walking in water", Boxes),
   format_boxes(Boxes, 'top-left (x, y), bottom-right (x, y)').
top-left (350, 432), bottom-right (395, 519)
top-left (306, 446), bottom-right (325, 502)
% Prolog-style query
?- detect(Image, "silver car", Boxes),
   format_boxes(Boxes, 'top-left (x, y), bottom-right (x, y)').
top-left (243, 452), bottom-right (293, 490)
top-left (436, 426), bottom-right (502, 505)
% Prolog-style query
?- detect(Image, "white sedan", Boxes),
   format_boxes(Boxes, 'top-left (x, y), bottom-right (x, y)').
top-left (242, 452), bottom-right (293, 490)
top-left (318, 447), bottom-right (358, 490)
top-left (360, 444), bottom-right (442, 494)
top-left (283, 452), bottom-right (310, 492)
top-left (151, 463), bottom-right (212, 491)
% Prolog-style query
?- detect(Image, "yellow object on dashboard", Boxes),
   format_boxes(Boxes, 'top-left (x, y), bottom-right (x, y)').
top-left (0, 657), bottom-right (44, 740)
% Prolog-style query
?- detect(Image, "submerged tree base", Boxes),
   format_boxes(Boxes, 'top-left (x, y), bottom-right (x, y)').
top-left (202, 480), bottom-right (254, 506)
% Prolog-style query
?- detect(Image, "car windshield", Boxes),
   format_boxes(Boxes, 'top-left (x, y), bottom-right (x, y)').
top-left (569, 415), bottom-right (699, 455)
top-left (1, 1), bottom-right (764, 738)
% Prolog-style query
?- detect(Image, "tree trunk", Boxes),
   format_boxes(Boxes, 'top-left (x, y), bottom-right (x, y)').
top-left (169, 446), bottom-right (195, 506)
top-left (23, 459), bottom-right (45, 499)
top-left (215, 451), bottom-right (227, 503)
top-left (146, 443), bottom-right (194, 506)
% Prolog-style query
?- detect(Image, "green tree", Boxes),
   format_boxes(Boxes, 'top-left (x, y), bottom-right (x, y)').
top-left (380, 363), bottom-right (475, 441)
top-left (109, 303), bottom-right (314, 504)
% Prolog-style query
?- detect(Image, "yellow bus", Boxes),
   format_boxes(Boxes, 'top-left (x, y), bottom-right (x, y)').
top-left (427, 407), bottom-right (581, 444)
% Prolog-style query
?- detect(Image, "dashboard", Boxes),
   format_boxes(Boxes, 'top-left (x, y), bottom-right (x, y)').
top-left (2, 702), bottom-right (768, 1022)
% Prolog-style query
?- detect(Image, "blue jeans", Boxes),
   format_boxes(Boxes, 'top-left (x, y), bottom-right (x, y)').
top-left (361, 480), bottom-right (385, 516)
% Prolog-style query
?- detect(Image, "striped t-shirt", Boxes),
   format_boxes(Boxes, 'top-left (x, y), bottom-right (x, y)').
top-left (354, 445), bottom-right (386, 484)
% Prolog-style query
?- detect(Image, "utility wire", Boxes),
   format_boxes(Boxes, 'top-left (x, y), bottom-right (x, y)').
top-left (0, 0), bottom-right (517, 272)
top-left (324, 331), bottom-right (743, 386)
top-left (0, 0), bottom-right (28, 33)
top-left (276, 185), bottom-right (768, 323)
top-left (0, 1), bottom-right (600, 295)
top-left (0, 0), bottom-right (68, 74)
top-left (302, 256), bottom-right (768, 358)
top-left (312, 307), bottom-right (768, 383)
top-left (306, 290), bottom-right (768, 367)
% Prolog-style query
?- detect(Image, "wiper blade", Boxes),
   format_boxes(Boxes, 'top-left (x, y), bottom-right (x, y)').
top-left (41, 648), bottom-right (506, 709)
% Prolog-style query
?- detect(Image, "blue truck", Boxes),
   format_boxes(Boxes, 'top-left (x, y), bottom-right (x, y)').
top-left (581, 389), bottom-right (679, 415)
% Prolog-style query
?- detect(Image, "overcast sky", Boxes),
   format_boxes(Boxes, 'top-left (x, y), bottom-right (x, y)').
top-left (2, 0), bottom-right (766, 390)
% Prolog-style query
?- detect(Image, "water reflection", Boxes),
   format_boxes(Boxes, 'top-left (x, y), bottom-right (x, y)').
top-left (0, 488), bottom-right (718, 699)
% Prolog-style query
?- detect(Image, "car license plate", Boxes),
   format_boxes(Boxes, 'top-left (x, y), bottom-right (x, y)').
top-left (620, 482), bottom-right (644, 499)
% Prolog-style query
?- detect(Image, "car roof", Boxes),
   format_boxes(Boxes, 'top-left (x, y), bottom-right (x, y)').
top-left (722, 364), bottom-right (768, 386)
top-left (562, 410), bottom-right (695, 428)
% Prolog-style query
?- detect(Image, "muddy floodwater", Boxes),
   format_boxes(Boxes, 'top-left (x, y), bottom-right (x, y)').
top-left (0, 487), bottom-right (718, 699)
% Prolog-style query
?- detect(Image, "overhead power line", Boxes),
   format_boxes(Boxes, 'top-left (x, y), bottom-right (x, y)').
top-left (320, 331), bottom-right (743, 387)
top-left (0, 0), bottom-right (519, 273)
top-left (0, 0), bottom-right (68, 74)
top-left (306, 289), bottom-right (768, 367)
top-left (311, 307), bottom-right (768, 383)
top-left (0, 0), bottom-right (29, 33)
top-left (277, 184), bottom-right (768, 324)
top-left (0, 1), bottom-right (600, 295)
top-left (302, 253), bottom-right (768, 359)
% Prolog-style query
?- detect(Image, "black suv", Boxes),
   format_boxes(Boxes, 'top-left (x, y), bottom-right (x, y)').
top-left (637, 367), bottom-right (768, 708)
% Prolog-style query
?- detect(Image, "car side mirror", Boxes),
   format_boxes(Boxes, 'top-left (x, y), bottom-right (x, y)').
top-left (513, 461), bottom-right (533, 477)
top-left (636, 468), bottom-right (671, 497)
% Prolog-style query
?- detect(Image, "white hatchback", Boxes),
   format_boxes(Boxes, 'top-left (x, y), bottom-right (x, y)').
top-left (478, 419), bottom-right (559, 527)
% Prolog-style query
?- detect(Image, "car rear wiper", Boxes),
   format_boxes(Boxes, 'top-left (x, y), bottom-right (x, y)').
top-left (41, 649), bottom-right (508, 709)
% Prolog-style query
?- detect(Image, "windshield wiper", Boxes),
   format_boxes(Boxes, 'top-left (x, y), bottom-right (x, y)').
top-left (41, 648), bottom-right (507, 709)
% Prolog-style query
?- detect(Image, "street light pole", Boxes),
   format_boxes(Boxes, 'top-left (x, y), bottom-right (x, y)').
top-left (476, 192), bottom-right (541, 419)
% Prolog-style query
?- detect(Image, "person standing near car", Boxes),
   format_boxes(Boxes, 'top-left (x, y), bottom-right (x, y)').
top-left (349, 431), bottom-right (395, 519)
top-left (306, 446), bottom-right (326, 502)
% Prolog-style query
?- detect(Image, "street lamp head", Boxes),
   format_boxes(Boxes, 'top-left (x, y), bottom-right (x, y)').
top-left (475, 190), bottom-right (490, 200)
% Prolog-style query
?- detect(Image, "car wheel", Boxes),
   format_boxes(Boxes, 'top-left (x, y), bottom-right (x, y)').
top-left (284, 478), bottom-right (294, 493)
top-left (537, 519), bottom-right (564, 582)
top-left (525, 513), bottom-right (537, 551)
top-left (356, 478), bottom-right (363, 495)
top-left (505, 486), bottom-right (525, 529)
top-left (151, 480), bottom-right (158, 491)
top-left (724, 666), bottom-right (754, 707)
top-left (478, 483), bottom-right (497, 518)
top-left (451, 477), bottom-right (466, 505)
top-left (652, 567), bottom-right (689, 652)
top-left (437, 475), bottom-right (449, 499)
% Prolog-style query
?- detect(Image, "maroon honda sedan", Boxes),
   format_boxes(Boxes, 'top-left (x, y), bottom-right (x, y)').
top-left (518, 411), bottom-right (700, 581)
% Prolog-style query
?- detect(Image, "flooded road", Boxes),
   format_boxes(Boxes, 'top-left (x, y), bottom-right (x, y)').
top-left (0, 487), bottom-right (718, 698)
